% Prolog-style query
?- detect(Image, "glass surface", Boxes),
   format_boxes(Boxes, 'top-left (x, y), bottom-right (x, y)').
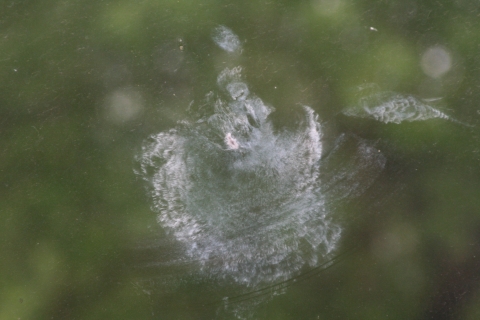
top-left (2, 1), bottom-right (480, 319)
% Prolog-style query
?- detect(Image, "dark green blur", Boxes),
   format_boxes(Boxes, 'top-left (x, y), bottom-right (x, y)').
top-left (2, 1), bottom-right (480, 319)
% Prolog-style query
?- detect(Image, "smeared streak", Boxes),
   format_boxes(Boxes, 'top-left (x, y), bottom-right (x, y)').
top-left (343, 90), bottom-right (471, 126)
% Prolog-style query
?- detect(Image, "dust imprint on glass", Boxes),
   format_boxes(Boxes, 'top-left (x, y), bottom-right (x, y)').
top-left (212, 25), bottom-right (242, 53)
top-left (343, 85), bottom-right (470, 126)
top-left (135, 26), bottom-right (385, 290)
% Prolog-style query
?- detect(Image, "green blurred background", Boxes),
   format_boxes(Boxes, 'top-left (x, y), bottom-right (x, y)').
top-left (2, 0), bottom-right (480, 319)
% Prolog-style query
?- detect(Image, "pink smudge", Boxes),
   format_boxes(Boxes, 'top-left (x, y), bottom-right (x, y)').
top-left (225, 132), bottom-right (239, 150)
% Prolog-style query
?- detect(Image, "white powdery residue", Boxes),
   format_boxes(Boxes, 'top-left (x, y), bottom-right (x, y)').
top-left (244, 96), bottom-right (274, 124)
top-left (226, 82), bottom-right (249, 101)
top-left (145, 134), bottom-right (197, 235)
top-left (217, 67), bottom-right (243, 91)
top-left (343, 90), bottom-right (460, 124)
top-left (136, 63), bottom-right (386, 289)
top-left (212, 25), bottom-right (242, 53)
top-left (137, 85), bottom-right (334, 286)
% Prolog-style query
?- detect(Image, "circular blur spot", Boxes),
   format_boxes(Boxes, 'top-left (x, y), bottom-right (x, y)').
top-left (104, 88), bottom-right (143, 124)
top-left (421, 46), bottom-right (452, 78)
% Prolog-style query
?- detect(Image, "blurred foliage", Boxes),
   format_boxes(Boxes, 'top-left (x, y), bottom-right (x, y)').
top-left (2, 0), bottom-right (480, 319)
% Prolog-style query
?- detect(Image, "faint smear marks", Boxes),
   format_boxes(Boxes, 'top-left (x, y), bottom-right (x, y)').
top-left (321, 133), bottom-right (386, 203)
top-left (343, 86), bottom-right (467, 125)
top-left (212, 25), bottom-right (242, 53)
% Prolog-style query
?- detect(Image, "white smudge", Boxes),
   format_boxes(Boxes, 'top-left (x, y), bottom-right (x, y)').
top-left (212, 25), bottom-right (242, 53)
top-left (137, 66), bottom-right (339, 287)
top-left (343, 89), bottom-right (460, 124)
top-left (136, 66), bottom-right (387, 288)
